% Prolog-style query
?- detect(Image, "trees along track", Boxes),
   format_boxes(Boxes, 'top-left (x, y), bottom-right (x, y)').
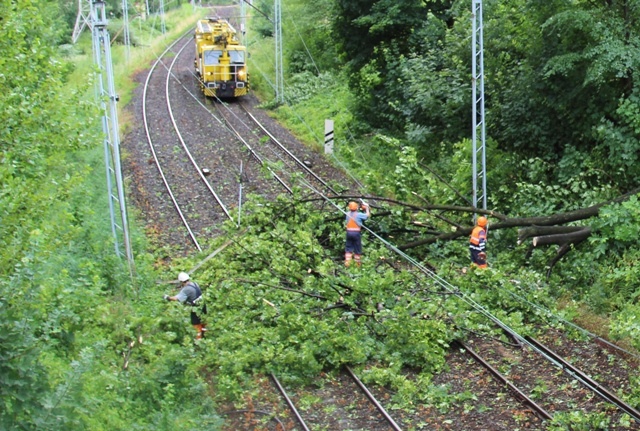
top-left (141, 30), bottom-right (640, 430)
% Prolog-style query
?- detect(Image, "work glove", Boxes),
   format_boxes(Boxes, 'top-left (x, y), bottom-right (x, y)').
top-left (163, 294), bottom-right (170, 301)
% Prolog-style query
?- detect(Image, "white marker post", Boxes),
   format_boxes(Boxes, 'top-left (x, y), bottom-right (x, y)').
top-left (324, 119), bottom-right (334, 154)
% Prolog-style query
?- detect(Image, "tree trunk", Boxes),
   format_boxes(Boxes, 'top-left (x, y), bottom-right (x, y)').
top-left (320, 187), bottom-right (640, 274)
top-left (398, 186), bottom-right (640, 249)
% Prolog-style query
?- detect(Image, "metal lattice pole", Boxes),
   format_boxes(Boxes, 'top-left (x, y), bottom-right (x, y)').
top-left (121, 0), bottom-right (130, 60)
top-left (240, 0), bottom-right (246, 42)
top-left (159, 0), bottom-right (166, 35)
top-left (91, 0), bottom-right (135, 272)
top-left (72, 0), bottom-right (92, 43)
top-left (471, 0), bottom-right (487, 212)
top-left (274, 0), bottom-right (284, 104)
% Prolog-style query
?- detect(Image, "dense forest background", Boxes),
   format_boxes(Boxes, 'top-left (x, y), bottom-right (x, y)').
top-left (3, 0), bottom-right (640, 429)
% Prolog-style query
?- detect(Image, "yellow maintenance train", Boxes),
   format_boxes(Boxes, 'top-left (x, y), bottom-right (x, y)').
top-left (194, 17), bottom-right (249, 98)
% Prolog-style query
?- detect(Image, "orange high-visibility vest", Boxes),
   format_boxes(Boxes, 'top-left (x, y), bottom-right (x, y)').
top-left (469, 226), bottom-right (487, 250)
top-left (346, 212), bottom-right (361, 231)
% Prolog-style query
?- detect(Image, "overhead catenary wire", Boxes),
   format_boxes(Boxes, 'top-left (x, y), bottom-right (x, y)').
top-left (287, 16), bottom-right (320, 75)
top-left (496, 283), bottom-right (640, 360)
top-left (297, 178), bottom-right (633, 370)
top-left (242, 19), bottom-right (371, 193)
top-left (299, 180), bottom-right (640, 419)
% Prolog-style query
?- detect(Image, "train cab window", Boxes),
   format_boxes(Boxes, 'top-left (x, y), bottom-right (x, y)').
top-left (229, 50), bottom-right (245, 64)
top-left (204, 50), bottom-right (222, 65)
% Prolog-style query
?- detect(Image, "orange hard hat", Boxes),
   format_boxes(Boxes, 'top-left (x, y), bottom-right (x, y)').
top-left (476, 216), bottom-right (488, 227)
top-left (348, 201), bottom-right (359, 211)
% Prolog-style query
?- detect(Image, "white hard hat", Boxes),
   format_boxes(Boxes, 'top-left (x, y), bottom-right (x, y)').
top-left (178, 272), bottom-right (190, 282)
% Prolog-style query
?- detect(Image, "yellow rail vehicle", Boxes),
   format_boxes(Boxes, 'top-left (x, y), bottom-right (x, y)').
top-left (195, 17), bottom-right (249, 98)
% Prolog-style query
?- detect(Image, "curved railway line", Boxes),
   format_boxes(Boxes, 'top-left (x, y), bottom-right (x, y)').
top-left (138, 28), bottom-right (354, 251)
top-left (142, 33), bottom-right (235, 250)
top-left (124, 8), bottom-right (640, 430)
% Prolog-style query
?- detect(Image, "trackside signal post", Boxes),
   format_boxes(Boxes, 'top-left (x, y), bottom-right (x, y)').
top-left (471, 0), bottom-right (487, 212)
top-left (91, 0), bottom-right (135, 273)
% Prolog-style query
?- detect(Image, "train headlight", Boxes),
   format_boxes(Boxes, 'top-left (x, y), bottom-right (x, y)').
top-left (237, 69), bottom-right (246, 80)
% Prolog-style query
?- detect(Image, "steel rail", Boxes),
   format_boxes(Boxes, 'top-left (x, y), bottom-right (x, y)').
top-left (165, 41), bottom-right (234, 222)
top-left (213, 104), bottom-right (294, 194)
top-left (144, 47), bottom-right (290, 196)
top-left (476, 322), bottom-right (640, 422)
top-left (142, 34), bottom-right (201, 251)
top-left (345, 365), bottom-right (403, 431)
top-left (455, 341), bottom-right (553, 421)
top-left (161, 64), bottom-right (295, 196)
top-left (240, 104), bottom-right (340, 196)
top-left (525, 336), bottom-right (640, 423)
top-left (148, 47), bottom-right (293, 195)
top-left (270, 372), bottom-right (311, 431)
top-left (497, 285), bottom-right (640, 361)
top-left (179, 55), bottom-right (341, 200)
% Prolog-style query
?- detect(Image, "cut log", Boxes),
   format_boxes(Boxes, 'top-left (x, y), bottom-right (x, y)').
top-left (531, 227), bottom-right (591, 247)
top-left (518, 226), bottom-right (585, 245)
top-left (527, 227), bottom-right (591, 278)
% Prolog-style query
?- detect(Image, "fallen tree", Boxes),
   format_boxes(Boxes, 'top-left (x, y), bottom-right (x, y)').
top-left (325, 186), bottom-right (640, 276)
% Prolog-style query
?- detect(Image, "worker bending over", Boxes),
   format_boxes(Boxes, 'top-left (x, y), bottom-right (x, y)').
top-left (164, 272), bottom-right (207, 339)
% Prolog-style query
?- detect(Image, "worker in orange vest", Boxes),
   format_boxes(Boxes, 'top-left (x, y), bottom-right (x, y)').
top-left (345, 201), bottom-right (370, 267)
top-left (469, 216), bottom-right (488, 269)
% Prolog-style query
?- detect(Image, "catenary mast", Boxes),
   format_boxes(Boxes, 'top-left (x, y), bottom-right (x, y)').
top-left (471, 0), bottom-right (487, 212)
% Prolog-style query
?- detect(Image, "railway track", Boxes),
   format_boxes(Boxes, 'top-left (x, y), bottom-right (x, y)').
top-left (459, 330), bottom-right (640, 428)
top-left (220, 368), bottom-right (402, 431)
top-left (136, 24), bottom-right (358, 252)
top-left (355, 328), bottom-right (640, 429)
top-left (142, 33), bottom-right (236, 250)
top-left (213, 99), bottom-right (344, 199)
